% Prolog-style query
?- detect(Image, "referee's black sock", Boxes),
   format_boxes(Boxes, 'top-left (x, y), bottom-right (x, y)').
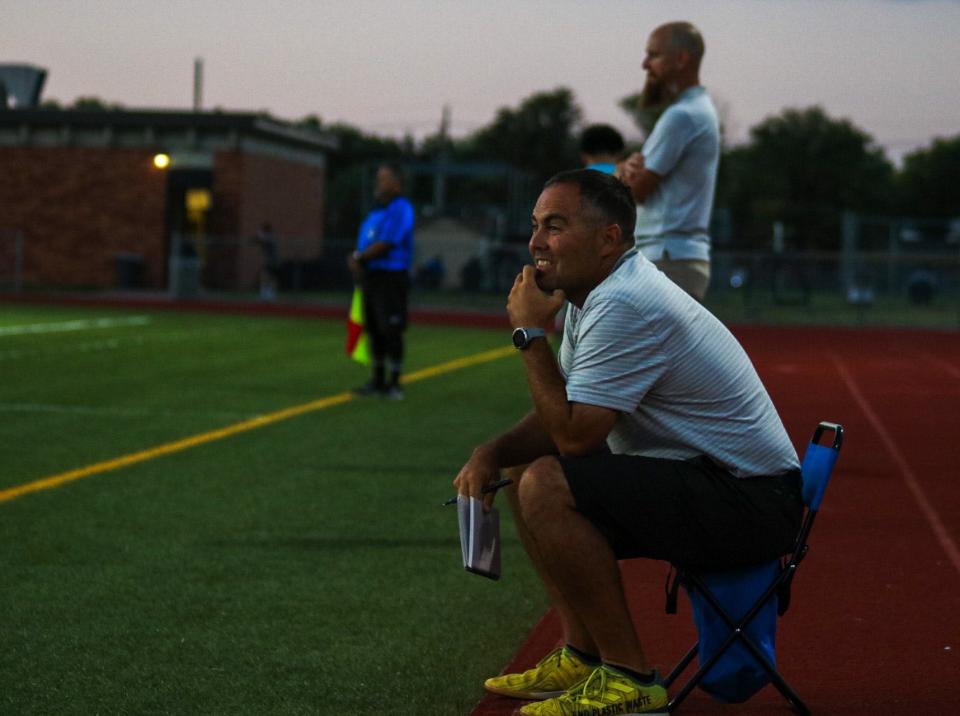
top-left (372, 361), bottom-right (385, 388)
top-left (387, 360), bottom-right (402, 388)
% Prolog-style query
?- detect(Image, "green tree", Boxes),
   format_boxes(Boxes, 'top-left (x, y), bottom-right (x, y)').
top-left (718, 106), bottom-right (894, 249)
top-left (618, 91), bottom-right (662, 138)
top-left (294, 118), bottom-right (411, 239)
top-left (70, 96), bottom-right (124, 111)
top-left (469, 87), bottom-right (582, 183)
top-left (895, 134), bottom-right (960, 217)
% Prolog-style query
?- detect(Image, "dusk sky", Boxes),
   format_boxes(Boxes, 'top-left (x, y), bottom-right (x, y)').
top-left (6, 0), bottom-right (960, 162)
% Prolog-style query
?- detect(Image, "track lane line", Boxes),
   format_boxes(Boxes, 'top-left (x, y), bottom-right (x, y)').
top-left (0, 345), bottom-right (515, 505)
top-left (920, 351), bottom-right (960, 381)
top-left (831, 351), bottom-right (960, 575)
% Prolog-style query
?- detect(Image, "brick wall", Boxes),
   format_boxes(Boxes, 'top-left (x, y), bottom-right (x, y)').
top-left (234, 152), bottom-right (326, 289)
top-left (0, 145), bottom-right (326, 291)
top-left (0, 146), bottom-right (167, 288)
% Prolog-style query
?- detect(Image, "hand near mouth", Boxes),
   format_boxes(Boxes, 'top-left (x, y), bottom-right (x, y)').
top-left (507, 265), bottom-right (566, 328)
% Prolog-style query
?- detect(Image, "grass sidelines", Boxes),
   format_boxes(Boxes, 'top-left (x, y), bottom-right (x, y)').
top-left (0, 345), bottom-right (514, 505)
top-left (1, 304), bottom-right (547, 715)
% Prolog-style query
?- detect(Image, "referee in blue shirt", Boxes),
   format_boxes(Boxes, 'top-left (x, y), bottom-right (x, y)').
top-left (347, 162), bottom-right (415, 399)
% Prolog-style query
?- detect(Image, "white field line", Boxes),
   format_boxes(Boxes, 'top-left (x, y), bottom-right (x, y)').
top-left (922, 352), bottom-right (960, 380)
top-left (0, 338), bottom-right (122, 360)
top-left (0, 328), bottom-right (226, 361)
top-left (831, 352), bottom-right (960, 576)
top-left (0, 402), bottom-right (255, 421)
top-left (0, 316), bottom-right (151, 337)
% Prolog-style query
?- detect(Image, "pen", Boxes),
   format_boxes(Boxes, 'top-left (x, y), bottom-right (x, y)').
top-left (442, 478), bottom-right (514, 506)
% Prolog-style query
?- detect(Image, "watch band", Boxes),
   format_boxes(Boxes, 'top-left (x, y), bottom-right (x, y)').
top-left (512, 327), bottom-right (546, 350)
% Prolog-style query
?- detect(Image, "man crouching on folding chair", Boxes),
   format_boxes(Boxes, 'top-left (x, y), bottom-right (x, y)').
top-left (453, 169), bottom-right (802, 716)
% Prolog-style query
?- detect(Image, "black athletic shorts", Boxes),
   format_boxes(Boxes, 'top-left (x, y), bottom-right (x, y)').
top-left (363, 270), bottom-right (409, 334)
top-left (560, 453), bottom-right (803, 569)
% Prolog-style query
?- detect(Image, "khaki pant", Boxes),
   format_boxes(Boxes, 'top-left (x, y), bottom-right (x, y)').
top-left (654, 256), bottom-right (711, 302)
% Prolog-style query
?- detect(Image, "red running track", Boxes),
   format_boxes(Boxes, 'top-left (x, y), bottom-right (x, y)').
top-left (470, 326), bottom-right (960, 715)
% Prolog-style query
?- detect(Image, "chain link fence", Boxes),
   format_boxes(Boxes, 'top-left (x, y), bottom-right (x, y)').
top-left (3, 213), bottom-right (958, 328)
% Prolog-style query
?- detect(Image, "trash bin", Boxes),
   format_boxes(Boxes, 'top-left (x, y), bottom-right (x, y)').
top-left (115, 253), bottom-right (144, 289)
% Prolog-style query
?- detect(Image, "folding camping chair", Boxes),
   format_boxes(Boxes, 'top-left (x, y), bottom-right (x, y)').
top-left (663, 421), bottom-right (844, 714)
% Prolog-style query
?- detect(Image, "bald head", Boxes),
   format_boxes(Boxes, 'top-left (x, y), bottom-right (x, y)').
top-left (641, 21), bottom-right (705, 108)
top-left (655, 21), bottom-right (705, 72)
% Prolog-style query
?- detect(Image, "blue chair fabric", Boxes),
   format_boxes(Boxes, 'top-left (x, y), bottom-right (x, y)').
top-left (663, 421), bottom-right (843, 714)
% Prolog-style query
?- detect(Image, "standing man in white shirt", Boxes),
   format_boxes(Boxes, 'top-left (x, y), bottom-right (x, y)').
top-left (620, 21), bottom-right (720, 302)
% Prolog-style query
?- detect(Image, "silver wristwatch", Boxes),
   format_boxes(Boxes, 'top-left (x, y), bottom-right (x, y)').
top-left (512, 327), bottom-right (546, 350)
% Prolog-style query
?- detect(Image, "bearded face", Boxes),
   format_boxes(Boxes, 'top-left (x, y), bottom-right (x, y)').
top-left (640, 74), bottom-right (667, 110)
top-left (640, 28), bottom-right (681, 110)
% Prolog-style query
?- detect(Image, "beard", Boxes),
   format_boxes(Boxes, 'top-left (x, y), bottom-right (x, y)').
top-left (640, 75), bottom-right (678, 111)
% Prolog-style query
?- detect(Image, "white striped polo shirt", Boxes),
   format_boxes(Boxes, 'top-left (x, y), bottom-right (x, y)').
top-left (559, 250), bottom-right (799, 478)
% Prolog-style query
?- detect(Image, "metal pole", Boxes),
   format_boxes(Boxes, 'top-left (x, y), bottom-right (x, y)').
top-left (193, 58), bottom-right (203, 112)
top-left (169, 232), bottom-right (182, 296)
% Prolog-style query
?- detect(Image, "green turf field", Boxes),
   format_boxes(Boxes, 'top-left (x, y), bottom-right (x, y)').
top-left (1, 304), bottom-right (548, 715)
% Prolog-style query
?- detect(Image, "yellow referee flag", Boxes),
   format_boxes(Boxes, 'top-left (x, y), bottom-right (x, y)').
top-left (345, 287), bottom-right (371, 365)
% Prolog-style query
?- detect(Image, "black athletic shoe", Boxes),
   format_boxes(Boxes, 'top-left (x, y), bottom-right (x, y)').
top-left (353, 381), bottom-right (386, 397)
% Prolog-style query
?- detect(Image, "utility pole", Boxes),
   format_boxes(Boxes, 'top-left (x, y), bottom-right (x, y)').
top-left (433, 104), bottom-right (451, 215)
top-left (193, 57), bottom-right (203, 112)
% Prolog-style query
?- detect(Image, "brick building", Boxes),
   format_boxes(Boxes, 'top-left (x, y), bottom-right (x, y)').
top-left (0, 109), bottom-right (334, 291)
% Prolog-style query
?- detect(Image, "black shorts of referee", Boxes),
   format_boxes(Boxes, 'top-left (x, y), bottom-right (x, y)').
top-left (560, 453), bottom-right (803, 569)
top-left (362, 269), bottom-right (409, 338)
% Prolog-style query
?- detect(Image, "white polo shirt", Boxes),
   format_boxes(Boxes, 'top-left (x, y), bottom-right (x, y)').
top-left (634, 86), bottom-right (720, 262)
top-left (559, 250), bottom-right (799, 478)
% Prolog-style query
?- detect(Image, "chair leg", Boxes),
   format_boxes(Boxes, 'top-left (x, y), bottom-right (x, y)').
top-left (666, 676), bottom-right (697, 713)
top-left (663, 643), bottom-right (698, 687)
top-left (665, 622), bottom-right (811, 714)
top-left (732, 624), bottom-right (810, 715)
top-left (664, 643), bottom-right (699, 712)
top-left (767, 668), bottom-right (810, 715)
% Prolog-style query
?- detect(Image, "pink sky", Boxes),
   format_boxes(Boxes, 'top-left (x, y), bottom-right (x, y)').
top-left (7, 0), bottom-right (960, 162)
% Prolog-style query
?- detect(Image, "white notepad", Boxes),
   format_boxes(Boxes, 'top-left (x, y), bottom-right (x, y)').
top-left (457, 495), bottom-right (502, 580)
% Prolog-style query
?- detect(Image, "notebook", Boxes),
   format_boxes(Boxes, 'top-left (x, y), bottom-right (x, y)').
top-left (457, 495), bottom-right (502, 580)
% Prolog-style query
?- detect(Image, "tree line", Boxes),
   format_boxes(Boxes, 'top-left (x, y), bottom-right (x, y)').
top-left (44, 92), bottom-right (959, 250)
top-left (299, 89), bottom-right (958, 250)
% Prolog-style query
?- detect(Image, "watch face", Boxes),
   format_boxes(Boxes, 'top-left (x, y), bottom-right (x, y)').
top-left (512, 328), bottom-right (527, 349)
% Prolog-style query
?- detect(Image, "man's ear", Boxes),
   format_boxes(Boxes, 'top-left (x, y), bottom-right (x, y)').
top-left (599, 223), bottom-right (624, 255)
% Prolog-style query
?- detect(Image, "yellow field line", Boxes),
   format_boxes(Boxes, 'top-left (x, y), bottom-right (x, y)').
top-left (0, 345), bottom-right (515, 505)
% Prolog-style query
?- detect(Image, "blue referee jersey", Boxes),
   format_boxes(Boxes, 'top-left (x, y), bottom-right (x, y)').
top-left (356, 196), bottom-right (415, 272)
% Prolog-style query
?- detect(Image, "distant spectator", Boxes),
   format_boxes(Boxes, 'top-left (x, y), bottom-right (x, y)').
top-left (254, 222), bottom-right (279, 301)
top-left (579, 124), bottom-right (625, 175)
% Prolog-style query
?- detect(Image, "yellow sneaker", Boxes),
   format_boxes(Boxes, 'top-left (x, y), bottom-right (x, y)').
top-left (484, 647), bottom-right (594, 700)
top-left (518, 664), bottom-right (669, 715)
